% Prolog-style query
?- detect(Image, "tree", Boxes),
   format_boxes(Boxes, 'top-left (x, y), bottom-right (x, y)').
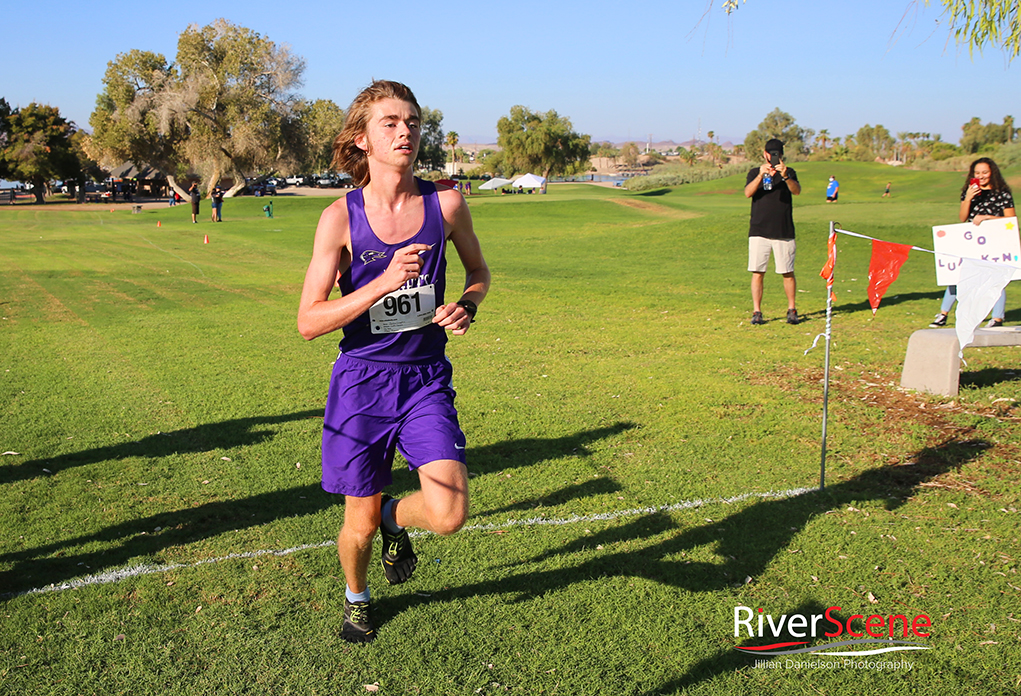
top-left (852, 123), bottom-right (896, 161)
top-left (0, 103), bottom-right (80, 203)
top-left (705, 141), bottom-right (727, 166)
top-left (89, 49), bottom-right (186, 191)
top-left (417, 107), bottom-right (445, 171)
top-left (960, 115), bottom-right (1015, 153)
top-left (816, 129), bottom-right (830, 151)
top-left (496, 106), bottom-right (591, 181)
top-left (620, 141), bottom-right (640, 167)
top-left (921, 0), bottom-right (1021, 60)
top-left (69, 130), bottom-right (104, 200)
top-left (727, 1), bottom-right (1021, 61)
top-left (174, 19), bottom-right (306, 195)
top-left (89, 19), bottom-right (306, 197)
top-left (446, 131), bottom-right (459, 164)
top-left (0, 98), bottom-right (12, 179)
top-left (743, 108), bottom-right (813, 161)
top-left (677, 147), bottom-right (699, 167)
top-left (295, 98), bottom-right (345, 174)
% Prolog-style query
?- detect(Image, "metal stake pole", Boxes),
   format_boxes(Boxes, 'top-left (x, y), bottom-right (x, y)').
top-left (820, 221), bottom-right (835, 490)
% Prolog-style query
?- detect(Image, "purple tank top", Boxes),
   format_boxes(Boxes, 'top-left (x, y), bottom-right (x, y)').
top-left (338, 178), bottom-right (449, 362)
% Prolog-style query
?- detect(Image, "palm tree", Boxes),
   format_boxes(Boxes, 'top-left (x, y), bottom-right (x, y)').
top-left (446, 131), bottom-right (459, 164)
top-left (817, 129), bottom-right (830, 151)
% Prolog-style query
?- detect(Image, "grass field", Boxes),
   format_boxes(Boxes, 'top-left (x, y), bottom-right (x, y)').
top-left (1, 163), bottom-right (1019, 695)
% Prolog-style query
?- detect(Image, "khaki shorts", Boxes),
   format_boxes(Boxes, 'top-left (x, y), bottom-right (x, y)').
top-left (748, 237), bottom-right (796, 274)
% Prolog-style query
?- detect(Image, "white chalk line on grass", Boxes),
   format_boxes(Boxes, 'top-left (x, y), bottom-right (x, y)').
top-left (8, 487), bottom-right (814, 599)
top-left (140, 236), bottom-right (206, 277)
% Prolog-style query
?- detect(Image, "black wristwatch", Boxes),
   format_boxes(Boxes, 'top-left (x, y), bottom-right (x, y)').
top-left (456, 299), bottom-right (478, 323)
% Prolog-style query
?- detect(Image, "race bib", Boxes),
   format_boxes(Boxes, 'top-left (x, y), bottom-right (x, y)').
top-left (369, 284), bottom-right (437, 334)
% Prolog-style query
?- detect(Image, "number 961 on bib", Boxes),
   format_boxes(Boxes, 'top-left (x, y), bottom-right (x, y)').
top-left (369, 284), bottom-right (437, 334)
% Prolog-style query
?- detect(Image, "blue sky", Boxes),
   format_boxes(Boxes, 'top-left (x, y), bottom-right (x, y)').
top-left (4, 0), bottom-right (1016, 146)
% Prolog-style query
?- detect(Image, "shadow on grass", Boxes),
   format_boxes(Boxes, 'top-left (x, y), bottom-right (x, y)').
top-left (380, 436), bottom-right (989, 694)
top-left (797, 290), bottom-right (945, 321)
top-left (960, 367), bottom-right (1021, 390)
top-left (0, 421), bottom-right (635, 597)
top-left (642, 600), bottom-right (835, 694)
top-left (0, 410), bottom-right (324, 485)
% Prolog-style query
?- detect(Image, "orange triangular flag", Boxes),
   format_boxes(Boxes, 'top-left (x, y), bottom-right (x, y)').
top-left (867, 240), bottom-right (912, 314)
top-left (819, 230), bottom-right (837, 301)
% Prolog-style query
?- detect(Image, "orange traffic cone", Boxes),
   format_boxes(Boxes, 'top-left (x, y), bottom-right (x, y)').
top-left (157, 221), bottom-right (161, 227)
top-left (204, 235), bottom-right (209, 244)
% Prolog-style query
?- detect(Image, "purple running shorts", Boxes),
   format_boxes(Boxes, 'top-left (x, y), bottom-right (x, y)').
top-left (321, 353), bottom-right (466, 497)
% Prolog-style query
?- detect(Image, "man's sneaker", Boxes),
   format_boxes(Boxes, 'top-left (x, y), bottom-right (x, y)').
top-left (380, 494), bottom-right (417, 585)
top-left (986, 318), bottom-right (1004, 328)
top-left (751, 311), bottom-right (765, 325)
top-left (342, 599), bottom-right (375, 643)
top-left (786, 308), bottom-right (800, 325)
top-left (929, 313), bottom-right (948, 327)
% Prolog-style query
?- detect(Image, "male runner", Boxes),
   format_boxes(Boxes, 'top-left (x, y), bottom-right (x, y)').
top-left (297, 80), bottom-right (490, 643)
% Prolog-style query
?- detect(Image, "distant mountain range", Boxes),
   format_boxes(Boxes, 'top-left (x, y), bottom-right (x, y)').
top-left (458, 137), bottom-right (740, 152)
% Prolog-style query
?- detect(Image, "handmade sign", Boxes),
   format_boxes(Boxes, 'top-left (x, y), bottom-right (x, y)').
top-left (931, 217), bottom-right (1021, 285)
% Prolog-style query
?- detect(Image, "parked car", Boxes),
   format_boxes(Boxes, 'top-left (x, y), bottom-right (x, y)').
top-left (285, 175), bottom-right (306, 186)
top-left (83, 182), bottom-right (112, 202)
top-left (315, 174), bottom-right (337, 188)
top-left (240, 181), bottom-right (271, 196)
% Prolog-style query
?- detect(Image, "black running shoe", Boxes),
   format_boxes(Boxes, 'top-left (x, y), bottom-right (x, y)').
top-left (786, 308), bottom-right (800, 325)
top-left (342, 599), bottom-right (375, 643)
top-left (751, 311), bottom-right (765, 325)
top-left (929, 313), bottom-right (948, 328)
top-left (986, 318), bottom-right (1003, 328)
top-left (380, 494), bottom-right (417, 585)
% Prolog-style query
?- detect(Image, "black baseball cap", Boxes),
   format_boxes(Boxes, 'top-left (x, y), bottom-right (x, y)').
top-left (765, 139), bottom-right (784, 155)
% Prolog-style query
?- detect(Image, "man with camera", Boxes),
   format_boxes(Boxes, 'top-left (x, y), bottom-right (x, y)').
top-left (744, 138), bottom-right (802, 325)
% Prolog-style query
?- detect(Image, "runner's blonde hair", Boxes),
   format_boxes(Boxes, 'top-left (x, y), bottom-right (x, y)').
top-left (332, 80), bottom-right (422, 187)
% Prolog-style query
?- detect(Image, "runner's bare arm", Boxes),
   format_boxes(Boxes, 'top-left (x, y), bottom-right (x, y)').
top-left (297, 199), bottom-right (429, 340)
top-left (433, 188), bottom-right (490, 336)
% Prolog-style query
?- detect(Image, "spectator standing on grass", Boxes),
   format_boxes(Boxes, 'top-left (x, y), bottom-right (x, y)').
top-left (297, 80), bottom-right (490, 644)
top-left (211, 186), bottom-right (224, 222)
top-left (826, 176), bottom-right (839, 203)
top-left (744, 138), bottom-right (802, 325)
top-left (188, 182), bottom-right (200, 224)
top-left (929, 157), bottom-right (1015, 328)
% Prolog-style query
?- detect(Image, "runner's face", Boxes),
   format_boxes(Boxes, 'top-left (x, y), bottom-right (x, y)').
top-left (356, 98), bottom-right (421, 166)
top-left (973, 163), bottom-right (992, 188)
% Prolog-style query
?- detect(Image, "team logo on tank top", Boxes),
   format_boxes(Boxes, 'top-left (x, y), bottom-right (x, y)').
top-left (360, 250), bottom-right (388, 265)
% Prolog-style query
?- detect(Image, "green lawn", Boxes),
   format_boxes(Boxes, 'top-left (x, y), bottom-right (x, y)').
top-left (1, 165), bottom-right (1019, 695)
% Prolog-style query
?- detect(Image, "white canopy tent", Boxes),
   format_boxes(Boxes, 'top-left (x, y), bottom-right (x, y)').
top-left (511, 173), bottom-right (546, 189)
top-left (478, 177), bottom-right (512, 190)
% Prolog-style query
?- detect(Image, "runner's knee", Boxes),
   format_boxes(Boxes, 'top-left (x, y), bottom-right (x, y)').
top-left (429, 495), bottom-right (468, 535)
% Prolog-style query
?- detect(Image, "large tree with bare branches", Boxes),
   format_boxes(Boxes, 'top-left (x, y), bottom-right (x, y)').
top-left (175, 19), bottom-right (305, 195)
top-left (89, 19), bottom-right (306, 197)
top-left (89, 49), bottom-right (187, 192)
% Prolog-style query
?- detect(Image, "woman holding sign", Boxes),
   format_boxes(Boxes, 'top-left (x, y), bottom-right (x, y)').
top-left (929, 157), bottom-right (1015, 328)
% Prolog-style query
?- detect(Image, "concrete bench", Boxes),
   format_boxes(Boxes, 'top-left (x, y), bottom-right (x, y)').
top-left (900, 327), bottom-right (1021, 396)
